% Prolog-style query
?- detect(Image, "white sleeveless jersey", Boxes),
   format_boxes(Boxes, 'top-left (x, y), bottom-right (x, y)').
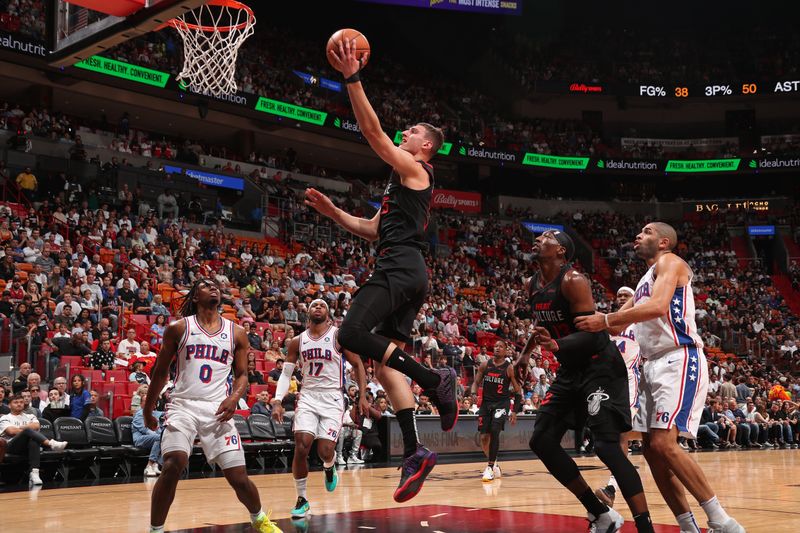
top-left (611, 325), bottom-right (641, 369)
top-left (298, 325), bottom-right (345, 391)
top-left (633, 262), bottom-right (704, 360)
top-left (172, 315), bottom-right (236, 403)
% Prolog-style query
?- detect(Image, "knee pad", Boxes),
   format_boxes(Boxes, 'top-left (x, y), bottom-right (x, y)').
top-left (337, 324), bottom-right (363, 352)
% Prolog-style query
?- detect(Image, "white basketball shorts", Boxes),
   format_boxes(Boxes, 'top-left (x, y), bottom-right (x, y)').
top-left (293, 389), bottom-right (346, 441)
top-left (633, 345), bottom-right (708, 438)
top-left (161, 397), bottom-right (245, 468)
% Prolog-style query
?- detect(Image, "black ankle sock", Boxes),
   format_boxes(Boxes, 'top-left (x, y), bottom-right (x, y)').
top-left (324, 466), bottom-right (334, 481)
top-left (633, 512), bottom-right (655, 533)
top-left (386, 348), bottom-right (440, 389)
top-left (396, 408), bottom-right (419, 457)
top-left (578, 487), bottom-right (608, 517)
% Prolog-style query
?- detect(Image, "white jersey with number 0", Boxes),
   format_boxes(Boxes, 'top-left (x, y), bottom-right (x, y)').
top-left (172, 315), bottom-right (236, 403)
top-left (633, 261), bottom-right (704, 360)
top-left (299, 325), bottom-right (345, 391)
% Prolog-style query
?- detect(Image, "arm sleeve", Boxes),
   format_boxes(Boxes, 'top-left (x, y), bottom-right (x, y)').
top-left (553, 331), bottom-right (609, 366)
top-left (273, 362), bottom-right (296, 403)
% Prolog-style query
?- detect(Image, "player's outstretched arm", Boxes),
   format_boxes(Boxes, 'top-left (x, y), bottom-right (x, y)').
top-left (574, 297), bottom-right (634, 334)
top-left (215, 324), bottom-right (251, 422)
top-left (304, 187), bottom-right (380, 242)
top-left (343, 349), bottom-right (370, 416)
top-left (143, 319), bottom-right (184, 430)
top-left (329, 38), bottom-right (423, 181)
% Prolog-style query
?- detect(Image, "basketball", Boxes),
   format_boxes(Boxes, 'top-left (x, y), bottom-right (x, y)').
top-left (326, 28), bottom-right (370, 69)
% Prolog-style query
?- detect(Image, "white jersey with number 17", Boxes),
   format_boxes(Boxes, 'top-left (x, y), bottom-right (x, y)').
top-left (299, 325), bottom-right (345, 391)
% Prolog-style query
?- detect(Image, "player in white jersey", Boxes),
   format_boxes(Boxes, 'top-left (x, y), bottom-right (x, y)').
top-left (271, 299), bottom-right (369, 521)
top-left (576, 223), bottom-right (745, 533)
top-left (595, 286), bottom-right (643, 507)
top-left (143, 279), bottom-right (281, 533)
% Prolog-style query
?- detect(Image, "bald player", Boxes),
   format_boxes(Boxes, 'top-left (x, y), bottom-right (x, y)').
top-left (576, 222), bottom-right (745, 533)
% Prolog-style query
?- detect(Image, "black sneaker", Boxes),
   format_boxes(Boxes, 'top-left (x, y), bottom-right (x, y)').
top-left (393, 444), bottom-right (438, 503)
top-left (427, 367), bottom-right (458, 431)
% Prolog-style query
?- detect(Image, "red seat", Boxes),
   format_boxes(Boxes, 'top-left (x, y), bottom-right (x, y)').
top-left (126, 382), bottom-right (140, 395)
top-left (112, 395), bottom-right (132, 419)
top-left (255, 360), bottom-right (268, 372)
top-left (84, 369), bottom-right (104, 386)
top-left (250, 384), bottom-right (270, 397)
top-left (273, 331), bottom-right (286, 345)
top-left (263, 361), bottom-right (277, 374)
top-left (60, 355), bottom-right (84, 368)
top-left (252, 350), bottom-right (266, 361)
top-left (106, 369), bottom-right (128, 382)
top-left (95, 381), bottom-right (115, 396)
top-left (113, 382), bottom-right (130, 395)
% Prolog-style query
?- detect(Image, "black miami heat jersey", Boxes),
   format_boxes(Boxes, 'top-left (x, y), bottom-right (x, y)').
top-left (377, 161), bottom-right (434, 252)
top-left (529, 264), bottom-right (580, 340)
top-left (482, 359), bottom-right (512, 404)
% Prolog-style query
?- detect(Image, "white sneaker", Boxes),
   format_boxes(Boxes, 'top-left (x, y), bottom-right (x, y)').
top-left (492, 464), bottom-right (502, 479)
top-left (29, 470), bottom-right (43, 486)
top-left (336, 454), bottom-right (346, 465)
top-left (49, 440), bottom-right (67, 451)
top-left (708, 517), bottom-right (746, 533)
top-left (347, 454), bottom-right (364, 464)
top-left (481, 465), bottom-right (494, 483)
top-left (588, 507), bottom-right (624, 532)
top-left (144, 464), bottom-right (160, 477)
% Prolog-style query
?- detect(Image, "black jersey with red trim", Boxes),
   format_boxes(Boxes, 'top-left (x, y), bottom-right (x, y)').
top-left (529, 264), bottom-right (579, 340)
top-left (482, 358), bottom-right (512, 404)
top-left (377, 161), bottom-right (434, 253)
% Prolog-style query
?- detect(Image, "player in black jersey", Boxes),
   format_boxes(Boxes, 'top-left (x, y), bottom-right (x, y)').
top-left (305, 37), bottom-right (458, 504)
top-left (471, 340), bottom-right (522, 483)
top-left (522, 230), bottom-right (655, 533)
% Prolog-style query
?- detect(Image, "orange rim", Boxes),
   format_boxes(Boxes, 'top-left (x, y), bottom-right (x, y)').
top-left (167, 0), bottom-right (255, 33)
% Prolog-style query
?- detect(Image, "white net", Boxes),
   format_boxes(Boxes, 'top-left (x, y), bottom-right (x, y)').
top-left (170, 1), bottom-right (256, 97)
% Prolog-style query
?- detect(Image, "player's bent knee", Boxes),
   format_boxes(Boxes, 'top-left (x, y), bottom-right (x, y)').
top-left (336, 324), bottom-right (364, 351)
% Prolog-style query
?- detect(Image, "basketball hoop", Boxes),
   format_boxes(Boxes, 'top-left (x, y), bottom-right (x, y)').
top-left (167, 0), bottom-right (255, 97)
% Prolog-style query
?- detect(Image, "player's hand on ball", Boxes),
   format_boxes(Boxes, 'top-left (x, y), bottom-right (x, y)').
top-left (304, 188), bottom-right (338, 218)
top-left (215, 397), bottom-right (237, 422)
top-left (328, 37), bottom-right (368, 77)
top-left (532, 327), bottom-right (558, 352)
top-left (143, 410), bottom-right (158, 431)
top-left (271, 401), bottom-right (284, 424)
top-left (574, 312), bottom-right (607, 332)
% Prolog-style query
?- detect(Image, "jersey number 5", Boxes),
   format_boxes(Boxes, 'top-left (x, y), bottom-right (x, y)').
top-left (199, 364), bottom-right (212, 383)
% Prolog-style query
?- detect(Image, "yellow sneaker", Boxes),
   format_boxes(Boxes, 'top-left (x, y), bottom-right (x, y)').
top-left (252, 510), bottom-right (283, 533)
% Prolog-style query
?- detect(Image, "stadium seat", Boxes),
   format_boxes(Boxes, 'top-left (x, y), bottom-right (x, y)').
top-left (233, 414), bottom-right (269, 470)
top-left (53, 417), bottom-right (100, 482)
top-left (112, 395), bottom-right (132, 418)
top-left (106, 369), bottom-right (129, 383)
top-left (85, 416), bottom-right (130, 479)
top-left (250, 384), bottom-right (270, 397)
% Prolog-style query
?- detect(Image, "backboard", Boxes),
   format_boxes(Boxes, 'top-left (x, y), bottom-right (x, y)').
top-left (48, 0), bottom-right (207, 67)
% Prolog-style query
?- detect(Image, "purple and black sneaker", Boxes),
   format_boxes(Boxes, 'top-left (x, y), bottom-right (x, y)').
top-left (427, 366), bottom-right (459, 431)
top-left (393, 444), bottom-right (438, 503)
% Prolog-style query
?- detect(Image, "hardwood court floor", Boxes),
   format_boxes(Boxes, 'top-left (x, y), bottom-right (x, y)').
top-left (1, 450), bottom-right (798, 532)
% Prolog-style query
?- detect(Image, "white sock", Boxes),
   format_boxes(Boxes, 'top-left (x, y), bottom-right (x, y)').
top-left (295, 477), bottom-right (308, 499)
top-left (607, 475), bottom-right (618, 489)
top-left (323, 459), bottom-right (335, 468)
top-left (250, 509), bottom-right (265, 522)
top-left (676, 511), bottom-right (701, 533)
top-left (149, 526), bottom-right (165, 533)
top-left (700, 495), bottom-right (731, 524)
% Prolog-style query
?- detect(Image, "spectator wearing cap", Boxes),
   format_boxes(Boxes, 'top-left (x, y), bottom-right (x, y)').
top-left (129, 361), bottom-right (151, 384)
top-left (267, 358), bottom-right (284, 385)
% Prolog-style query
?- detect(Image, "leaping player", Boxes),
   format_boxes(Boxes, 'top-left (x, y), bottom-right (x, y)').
top-left (271, 299), bottom-right (370, 520)
top-left (143, 278), bottom-right (281, 533)
top-left (594, 286), bottom-right (642, 507)
top-left (576, 222), bottom-right (745, 533)
top-left (470, 340), bottom-right (522, 483)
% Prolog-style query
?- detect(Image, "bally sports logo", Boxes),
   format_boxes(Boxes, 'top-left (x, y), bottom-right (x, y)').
top-left (432, 189), bottom-right (482, 213)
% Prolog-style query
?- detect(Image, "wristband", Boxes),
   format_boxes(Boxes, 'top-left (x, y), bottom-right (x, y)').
top-left (344, 71), bottom-right (361, 84)
top-left (604, 313), bottom-right (610, 328)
